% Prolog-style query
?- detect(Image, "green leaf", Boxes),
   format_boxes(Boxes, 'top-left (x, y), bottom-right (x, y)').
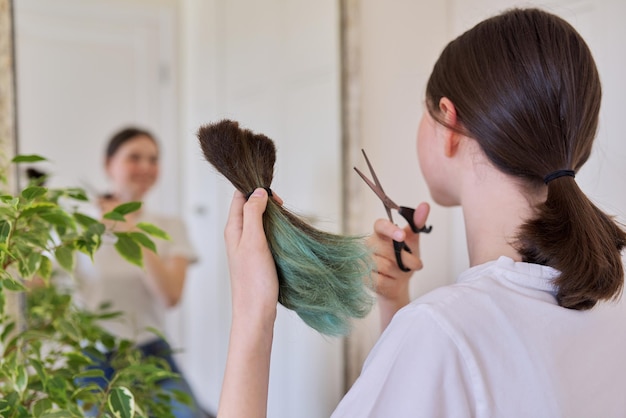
top-left (0, 220), bottom-right (11, 243)
top-left (145, 326), bottom-right (168, 342)
top-left (170, 388), bottom-right (193, 405)
top-left (37, 256), bottom-right (53, 280)
top-left (55, 246), bottom-right (75, 271)
top-left (64, 352), bottom-right (93, 368)
top-left (129, 232), bottom-right (156, 253)
top-left (100, 332), bottom-right (117, 351)
top-left (108, 386), bottom-right (135, 418)
top-left (82, 346), bottom-right (106, 363)
top-left (74, 369), bottom-right (105, 379)
top-left (1, 321), bottom-right (16, 342)
top-left (32, 398), bottom-right (53, 417)
top-left (73, 212), bottom-right (100, 228)
top-left (1, 390), bottom-right (18, 407)
top-left (95, 311), bottom-right (123, 321)
top-left (136, 222), bottom-right (170, 240)
top-left (15, 365), bottom-right (28, 394)
top-left (65, 187), bottom-right (88, 201)
top-left (75, 233), bottom-right (102, 258)
top-left (2, 277), bottom-right (27, 291)
top-left (114, 233), bottom-right (143, 267)
top-left (103, 211), bottom-right (127, 222)
top-left (40, 210), bottom-right (75, 229)
top-left (71, 383), bottom-right (104, 400)
top-left (0, 207), bottom-right (15, 221)
top-left (99, 301), bottom-right (113, 310)
top-left (21, 186), bottom-right (47, 200)
top-left (88, 222), bottom-right (106, 235)
top-left (30, 359), bottom-right (47, 386)
top-left (7, 197), bottom-right (19, 209)
top-left (0, 401), bottom-right (9, 414)
top-left (19, 252), bottom-right (42, 278)
top-left (57, 319), bottom-right (81, 342)
top-left (40, 411), bottom-right (73, 418)
top-left (20, 202), bottom-right (57, 217)
top-left (11, 154), bottom-right (47, 163)
top-left (46, 376), bottom-right (68, 405)
top-left (117, 339), bottom-right (133, 353)
top-left (113, 201), bottom-right (142, 215)
top-left (0, 291), bottom-right (5, 317)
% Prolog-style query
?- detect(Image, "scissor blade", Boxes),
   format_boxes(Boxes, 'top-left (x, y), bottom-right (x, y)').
top-left (353, 167), bottom-right (396, 222)
top-left (361, 149), bottom-right (384, 190)
top-left (354, 166), bottom-right (387, 203)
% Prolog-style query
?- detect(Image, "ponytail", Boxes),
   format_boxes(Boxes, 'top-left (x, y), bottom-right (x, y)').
top-left (517, 177), bottom-right (626, 310)
top-left (425, 9), bottom-right (625, 310)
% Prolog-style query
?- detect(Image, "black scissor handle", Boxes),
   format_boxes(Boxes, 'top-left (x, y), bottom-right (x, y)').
top-left (398, 206), bottom-right (433, 234)
top-left (393, 240), bottom-right (412, 272)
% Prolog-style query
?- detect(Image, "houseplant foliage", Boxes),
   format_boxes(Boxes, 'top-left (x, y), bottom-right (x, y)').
top-left (0, 155), bottom-right (186, 417)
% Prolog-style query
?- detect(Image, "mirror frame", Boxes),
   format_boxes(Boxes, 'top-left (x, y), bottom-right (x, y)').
top-left (0, 0), bottom-right (17, 168)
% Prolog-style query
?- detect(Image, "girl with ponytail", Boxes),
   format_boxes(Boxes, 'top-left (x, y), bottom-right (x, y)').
top-left (218, 8), bottom-right (626, 417)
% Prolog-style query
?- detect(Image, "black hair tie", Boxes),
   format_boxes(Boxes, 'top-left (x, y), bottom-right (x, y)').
top-left (245, 187), bottom-right (273, 200)
top-left (543, 169), bottom-right (575, 184)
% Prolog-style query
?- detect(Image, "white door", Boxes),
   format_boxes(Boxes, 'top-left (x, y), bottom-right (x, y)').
top-left (14, 0), bottom-right (179, 215)
top-left (180, 0), bottom-right (344, 416)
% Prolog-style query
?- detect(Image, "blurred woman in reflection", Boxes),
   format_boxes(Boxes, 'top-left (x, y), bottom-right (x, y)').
top-left (75, 127), bottom-right (204, 417)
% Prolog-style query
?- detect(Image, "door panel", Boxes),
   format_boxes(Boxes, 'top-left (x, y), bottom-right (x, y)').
top-left (15, 0), bottom-right (179, 215)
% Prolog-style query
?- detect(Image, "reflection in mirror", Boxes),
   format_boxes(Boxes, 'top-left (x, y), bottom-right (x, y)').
top-left (14, 1), bottom-right (346, 417)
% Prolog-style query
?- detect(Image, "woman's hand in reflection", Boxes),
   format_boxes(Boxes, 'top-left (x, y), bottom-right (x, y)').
top-left (220, 188), bottom-right (278, 418)
top-left (367, 202), bottom-right (430, 331)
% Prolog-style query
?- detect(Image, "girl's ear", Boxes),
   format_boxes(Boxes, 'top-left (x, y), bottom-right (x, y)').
top-left (439, 97), bottom-right (462, 158)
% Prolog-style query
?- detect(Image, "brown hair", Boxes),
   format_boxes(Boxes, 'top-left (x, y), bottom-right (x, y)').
top-left (425, 8), bottom-right (626, 309)
top-left (105, 126), bottom-right (158, 161)
top-left (196, 120), bottom-right (374, 335)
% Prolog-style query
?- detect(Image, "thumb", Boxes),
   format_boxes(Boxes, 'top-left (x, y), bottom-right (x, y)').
top-left (413, 202), bottom-right (431, 230)
top-left (241, 188), bottom-right (270, 246)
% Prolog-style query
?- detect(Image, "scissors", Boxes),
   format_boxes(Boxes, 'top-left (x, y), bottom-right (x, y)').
top-left (354, 149), bottom-right (432, 272)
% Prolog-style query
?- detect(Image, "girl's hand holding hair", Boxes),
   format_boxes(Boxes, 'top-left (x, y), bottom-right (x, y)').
top-left (224, 188), bottom-right (279, 322)
top-left (368, 202), bottom-right (430, 331)
top-left (219, 188), bottom-right (278, 418)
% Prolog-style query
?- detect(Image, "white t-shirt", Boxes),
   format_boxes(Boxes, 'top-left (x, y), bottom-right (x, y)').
top-left (74, 211), bottom-right (197, 345)
top-left (333, 256), bottom-right (626, 417)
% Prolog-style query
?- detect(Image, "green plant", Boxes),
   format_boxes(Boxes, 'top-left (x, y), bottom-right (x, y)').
top-left (0, 155), bottom-right (184, 417)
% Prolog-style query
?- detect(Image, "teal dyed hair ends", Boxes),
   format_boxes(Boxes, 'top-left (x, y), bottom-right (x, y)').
top-left (197, 120), bottom-right (374, 336)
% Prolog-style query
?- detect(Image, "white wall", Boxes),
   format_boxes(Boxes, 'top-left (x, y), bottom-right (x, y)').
top-left (347, 2), bottom-right (455, 361)
top-left (358, 0), bottom-right (455, 297)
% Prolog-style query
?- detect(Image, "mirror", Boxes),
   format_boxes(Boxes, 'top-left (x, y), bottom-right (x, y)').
top-left (13, 0), bottom-right (347, 416)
